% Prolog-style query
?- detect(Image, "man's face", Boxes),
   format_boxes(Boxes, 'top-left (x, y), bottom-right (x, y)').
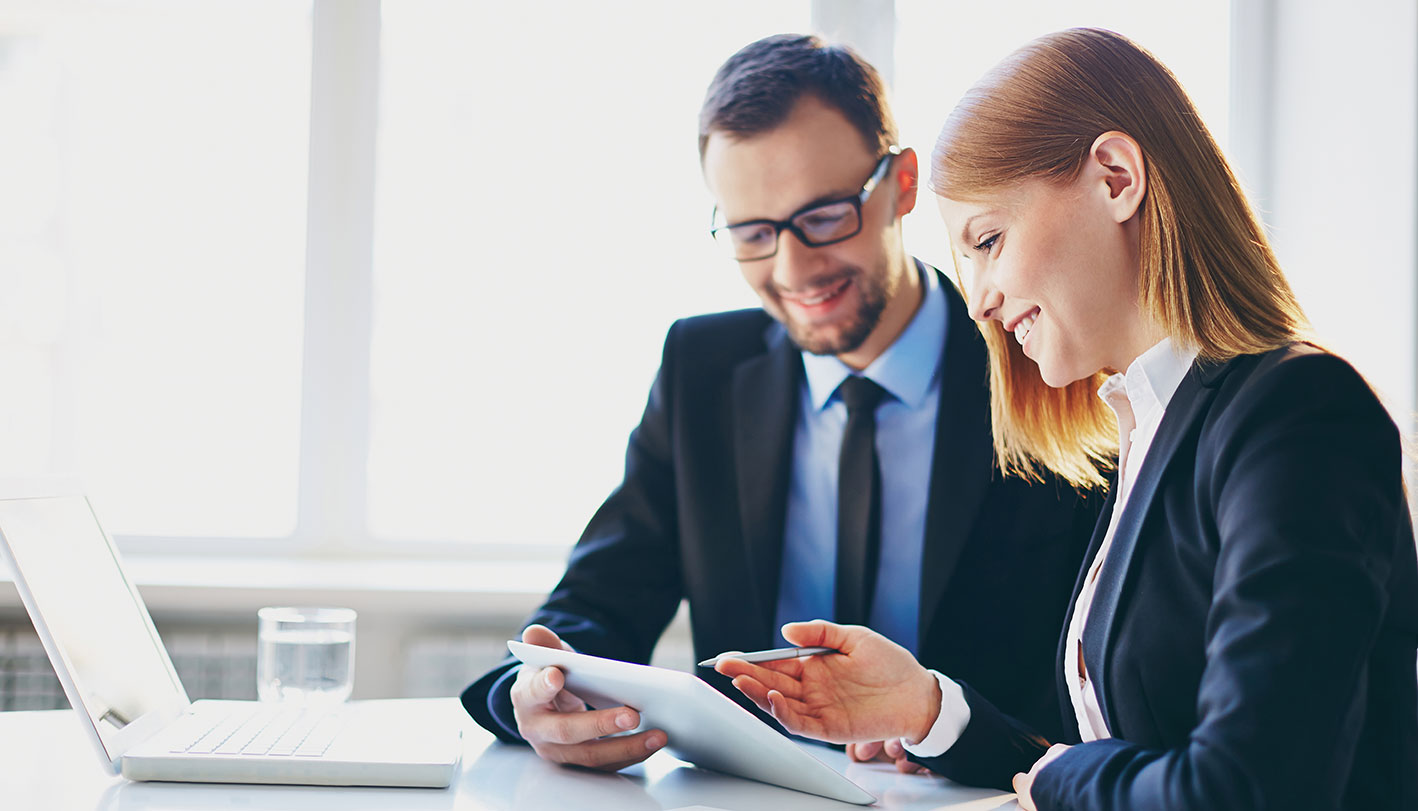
top-left (702, 96), bottom-right (916, 363)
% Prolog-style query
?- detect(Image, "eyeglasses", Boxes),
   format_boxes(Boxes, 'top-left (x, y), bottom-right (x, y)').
top-left (710, 145), bottom-right (901, 262)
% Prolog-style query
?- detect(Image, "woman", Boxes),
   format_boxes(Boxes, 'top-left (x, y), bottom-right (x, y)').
top-left (717, 28), bottom-right (1418, 810)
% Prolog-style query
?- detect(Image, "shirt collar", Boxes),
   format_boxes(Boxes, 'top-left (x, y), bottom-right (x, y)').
top-left (802, 262), bottom-right (945, 411)
top-left (1096, 337), bottom-right (1200, 428)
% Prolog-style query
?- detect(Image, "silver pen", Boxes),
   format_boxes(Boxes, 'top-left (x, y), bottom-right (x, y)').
top-left (698, 646), bottom-right (840, 668)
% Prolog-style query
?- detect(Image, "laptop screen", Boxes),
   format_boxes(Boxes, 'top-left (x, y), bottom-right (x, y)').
top-left (0, 495), bottom-right (187, 760)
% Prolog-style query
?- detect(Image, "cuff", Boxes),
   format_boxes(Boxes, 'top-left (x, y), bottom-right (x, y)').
top-left (901, 669), bottom-right (970, 758)
top-left (487, 666), bottom-right (524, 741)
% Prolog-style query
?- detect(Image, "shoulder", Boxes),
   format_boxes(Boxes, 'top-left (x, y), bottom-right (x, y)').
top-left (1206, 343), bottom-right (1392, 431)
top-left (1198, 343), bottom-right (1400, 474)
top-left (663, 308), bottom-right (781, 366)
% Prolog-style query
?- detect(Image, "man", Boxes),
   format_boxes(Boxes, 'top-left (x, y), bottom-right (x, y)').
top-left (461, 34), bottom-right (1099, 771)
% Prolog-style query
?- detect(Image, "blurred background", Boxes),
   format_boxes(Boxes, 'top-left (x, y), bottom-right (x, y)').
top-left (0, 0), bottom-right (1412, 705)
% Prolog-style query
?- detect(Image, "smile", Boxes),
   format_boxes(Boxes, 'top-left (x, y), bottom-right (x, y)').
top-left (1012, 307), bottom-right (1040, 346)
top-left (781, 278), bottom-right (852, 308)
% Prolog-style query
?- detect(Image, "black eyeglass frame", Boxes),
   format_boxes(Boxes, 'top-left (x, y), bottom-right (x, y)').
top-left (709, 145), bottom-right (903, 262)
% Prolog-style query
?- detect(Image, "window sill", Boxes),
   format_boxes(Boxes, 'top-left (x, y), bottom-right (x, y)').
top-left (0, 555), bottom-right (564, 623)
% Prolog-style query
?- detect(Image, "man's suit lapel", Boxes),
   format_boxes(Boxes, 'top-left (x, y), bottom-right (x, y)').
top-left (732, 325), bottom-right (802, 636)
top-left (918, 274), bottom-right (996, 642)
top-left (1081, 358), bottom-right (1231, 732)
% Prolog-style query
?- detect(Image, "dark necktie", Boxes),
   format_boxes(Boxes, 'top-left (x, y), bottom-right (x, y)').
top-left (835, 375), bottom-right (887, 628)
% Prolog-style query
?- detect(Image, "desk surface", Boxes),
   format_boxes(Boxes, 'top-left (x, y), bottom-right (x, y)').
top-left (0, 699), bottom-right (1019, 811)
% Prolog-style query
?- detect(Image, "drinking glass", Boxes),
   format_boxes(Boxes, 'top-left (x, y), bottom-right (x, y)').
top-left (256, 606), bottom-right (356, 705)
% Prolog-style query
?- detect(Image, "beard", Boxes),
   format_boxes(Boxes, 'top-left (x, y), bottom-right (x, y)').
top-left (778, 268), bottom-right (891, 356)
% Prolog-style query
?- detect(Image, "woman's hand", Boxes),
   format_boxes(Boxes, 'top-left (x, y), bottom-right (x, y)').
top-left (714, 620), bottom-right (940, 744)
top-left (1013, 743), bottom-right (1070, 810)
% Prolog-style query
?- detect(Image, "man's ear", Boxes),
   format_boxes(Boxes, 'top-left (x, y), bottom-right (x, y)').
top-left (1086, 131), bottom-right (1146, 223)
top-left (893, 147), bottom-right (920, 218)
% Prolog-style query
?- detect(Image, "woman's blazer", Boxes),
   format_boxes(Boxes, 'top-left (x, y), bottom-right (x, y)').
top-left (918, 343), bottom-right (1418, 810)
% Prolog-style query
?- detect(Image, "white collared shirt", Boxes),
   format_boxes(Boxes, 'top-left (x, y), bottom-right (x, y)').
top-left (903, 337), bottom-right (1197, 757)
top-left (1066, 337), bottom-right (1198, 741)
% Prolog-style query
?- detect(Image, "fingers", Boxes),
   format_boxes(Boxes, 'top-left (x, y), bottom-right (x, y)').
top-left (859, 738), bottom-right (924, 773)
top-left (535, 728), bottom-right (667, 771)
top-left (780, 620), bottom-right (884, 656)
top-left (882, 737), bottom-right (904, 759)
top-left (779, 620), bottom-right (836, 649)
top-left (846, 739), bottom-right (928, 773)
top-left (512, 664), bottom-right (645, 742)
top-left (522, 624), bottom-right (573, 651)
top-left (551, 684), bottom-right (588, 714)
top-left (715, 658), bottom-right (804, 695)
top-left (523, 702), bottom-right (643, 746)
top-left (895, 755), bottom-right (927, 774)
top-left (765, 689), bottom-right (830, 740)
top-left (847, 741), bottom-right (885, 762)
top-left (518, 665), bottom-right (568, 705)
top-left (728, 676), bottom-right (773, 714)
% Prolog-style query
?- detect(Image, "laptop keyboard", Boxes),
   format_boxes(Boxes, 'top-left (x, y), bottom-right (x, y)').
top-left (170, 706), bottom-right (343, 757)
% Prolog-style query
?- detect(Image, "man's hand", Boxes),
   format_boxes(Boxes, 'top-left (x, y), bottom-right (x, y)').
top-left (715, 620), bottom-right (940, 745)
top-left (509, 625), bottom-right (666, 771)
top-left (846, 740), bottom-right (928, 774)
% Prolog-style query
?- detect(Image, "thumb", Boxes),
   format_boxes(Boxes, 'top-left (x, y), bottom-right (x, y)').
top-left (780, 619), bottom-right (852, 650)
top-left (522, 624), bottom-right (573, 652)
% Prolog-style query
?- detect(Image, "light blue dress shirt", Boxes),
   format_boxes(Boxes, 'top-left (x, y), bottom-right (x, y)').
top-left (773, 265), bottom-right (946, 655)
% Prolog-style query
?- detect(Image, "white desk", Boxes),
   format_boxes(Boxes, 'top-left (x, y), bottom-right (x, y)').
top-left (0, 699), bottom-right (1020, 810)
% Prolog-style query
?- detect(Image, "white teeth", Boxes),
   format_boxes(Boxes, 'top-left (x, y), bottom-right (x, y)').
top-left (791, 279), bottom-right (849, 307)
top-left (1013, 312), bottom-right (1038, 345)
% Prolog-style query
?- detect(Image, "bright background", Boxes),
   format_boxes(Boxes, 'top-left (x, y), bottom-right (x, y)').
top-left (0, 0), bottom-right (1412, 557)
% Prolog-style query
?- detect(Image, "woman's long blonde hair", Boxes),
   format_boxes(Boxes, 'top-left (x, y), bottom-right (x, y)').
top-left (933, 28), bottom-right (1309, 489)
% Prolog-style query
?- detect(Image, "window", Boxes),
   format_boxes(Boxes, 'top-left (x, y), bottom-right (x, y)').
top-left (0, 1), bottom-right (310, 538)
top-left (367, 2), bottom-right (810, 545)
top-left (18, 2), bottom-right (1399, 554)
top-left (0, 0), bottom-right (812, 551)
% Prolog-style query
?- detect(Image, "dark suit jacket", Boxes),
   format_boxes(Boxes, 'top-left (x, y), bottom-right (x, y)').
top-left (462, 267), bottom-right (1100, 747)
top-left (918, 344), bottom-right (1418, 810)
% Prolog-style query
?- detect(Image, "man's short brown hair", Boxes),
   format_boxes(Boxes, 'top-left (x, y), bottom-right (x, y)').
top-left (698, 34), bottom-right (898, 159)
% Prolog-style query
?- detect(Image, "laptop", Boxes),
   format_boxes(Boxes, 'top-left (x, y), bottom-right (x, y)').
top-left (0, 489), bottom-right (463, 787)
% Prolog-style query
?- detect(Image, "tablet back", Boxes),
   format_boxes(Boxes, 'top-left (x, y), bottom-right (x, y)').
top-left (507, 641), bottom-right (874, 805)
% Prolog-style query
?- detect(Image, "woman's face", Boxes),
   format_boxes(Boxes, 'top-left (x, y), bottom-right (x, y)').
top-left (937, 171), bottom-right (1151, 387)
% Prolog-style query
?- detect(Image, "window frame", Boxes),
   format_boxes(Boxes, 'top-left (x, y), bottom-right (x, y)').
top-left (120, 0), bottom-right (1389, 558)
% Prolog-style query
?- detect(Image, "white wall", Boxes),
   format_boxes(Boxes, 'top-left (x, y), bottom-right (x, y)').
top-left (1234, 0), bottom-right (1417, 477)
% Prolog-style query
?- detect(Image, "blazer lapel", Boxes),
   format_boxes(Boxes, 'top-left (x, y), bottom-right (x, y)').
top-left (1053, 475), bottom-right (1119, 709)
top-left (1081, 359), bottom-right (1230, 731)
top-left (918, 273), bottom-right (996, 642)
top-left (732, 325), bottom-right (803, 633)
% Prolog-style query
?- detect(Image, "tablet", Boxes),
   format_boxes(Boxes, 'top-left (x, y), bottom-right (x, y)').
top-left (507, 641), bottom-right (874, 805)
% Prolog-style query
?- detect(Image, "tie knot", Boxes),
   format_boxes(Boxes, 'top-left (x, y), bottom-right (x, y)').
top-left (837, 375), bottom-right (886, 415)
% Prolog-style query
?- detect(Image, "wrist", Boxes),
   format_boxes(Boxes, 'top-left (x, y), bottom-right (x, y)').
top-left (905, 666), bottom-right (942, 745)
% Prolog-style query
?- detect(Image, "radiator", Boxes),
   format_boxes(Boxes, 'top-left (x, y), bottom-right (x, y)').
top-left (0, 624), bottom-right (258, 710)
top-left (0, 621), bottom-right (695, 708)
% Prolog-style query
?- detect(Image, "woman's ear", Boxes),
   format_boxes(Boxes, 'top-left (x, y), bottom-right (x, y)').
top-left (1087, 131), bottom-right (1146, 223)
top-left (893, 147), bottom-right (920, 218)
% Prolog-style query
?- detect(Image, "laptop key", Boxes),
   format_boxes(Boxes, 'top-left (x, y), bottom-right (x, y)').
top-left (167, 713), bottom-right (221, 754)
top-left (187, 711), bottom-right (257, 755)
top-left (293, 715), bottom-right (342, 757)
top-left (267, 714), bottom-right (323, 756)
top-left (243, 710), bottom-right (302, 755)
top-left (214, 708), bottom-right (284, 755)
